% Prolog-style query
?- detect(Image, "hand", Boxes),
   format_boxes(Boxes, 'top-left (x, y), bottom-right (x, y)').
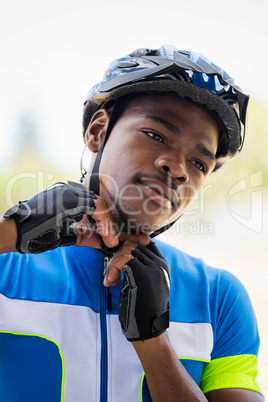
top-left (103, 233), bottom-right (151, 286)
top-left (3, 182), bottom-right (118, 254)
top-left (118, 241), bottom-right (170, 342)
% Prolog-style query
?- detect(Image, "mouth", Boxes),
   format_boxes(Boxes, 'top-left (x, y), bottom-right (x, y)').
top-left (139, 177), bottom-right (179, 209)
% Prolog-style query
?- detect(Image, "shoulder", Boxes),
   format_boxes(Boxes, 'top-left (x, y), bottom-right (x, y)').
top-left (0, 245), bottom-right (101, 269)
top-left (154, 238), bottom-right (250, 294)
top-left (0, 246), bottom-right (103, 304)
top-left (154, 239), bottom-right (259, 353)
top-left (154, 238), bottom-right (234, 290)
top-left (154, 240), bottom-right (261, 395)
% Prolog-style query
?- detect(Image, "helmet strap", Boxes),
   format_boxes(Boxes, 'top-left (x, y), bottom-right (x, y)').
top-left (89, 97), bottom-right (127, 195)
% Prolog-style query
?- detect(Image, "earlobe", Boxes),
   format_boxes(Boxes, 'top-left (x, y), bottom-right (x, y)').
top-left (84, 109), bottom-right (110, 153)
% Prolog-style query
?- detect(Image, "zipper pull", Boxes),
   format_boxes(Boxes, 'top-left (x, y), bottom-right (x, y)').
top-left (103, 256), bottom-right (110, 276)
top-left (104, 256), bottom-right (112, 312)
top-left (106, 288), bottom-right (112, 312)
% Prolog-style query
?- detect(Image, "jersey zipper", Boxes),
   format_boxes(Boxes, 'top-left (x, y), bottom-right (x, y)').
top-left (100, 256), bottom-right (112, 402)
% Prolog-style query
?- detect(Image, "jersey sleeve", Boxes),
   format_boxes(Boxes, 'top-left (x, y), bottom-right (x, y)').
top-left (200, 269), bottom-right (261, 394)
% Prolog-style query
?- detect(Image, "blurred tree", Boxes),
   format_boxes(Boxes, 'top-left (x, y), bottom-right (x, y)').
top-left (203, 99), bottom-right (268, 196)
top-left (0, 110), bottom-right (70, 214)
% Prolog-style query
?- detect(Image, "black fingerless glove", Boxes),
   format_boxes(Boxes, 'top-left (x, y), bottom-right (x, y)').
top-left (3, 182), bottom-right (96, 254)
top-left (119, 242), bottom-right (170, 341)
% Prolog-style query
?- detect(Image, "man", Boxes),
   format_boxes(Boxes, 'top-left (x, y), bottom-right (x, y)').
top-left (0, 46), bottom-right (263, 401)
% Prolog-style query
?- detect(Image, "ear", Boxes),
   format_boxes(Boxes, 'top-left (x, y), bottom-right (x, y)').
top-left (84, 109), bottom-right (110, 153)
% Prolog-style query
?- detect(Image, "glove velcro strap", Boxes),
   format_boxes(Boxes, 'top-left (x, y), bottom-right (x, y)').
top-left (152, 310), bottom-right (169, 333)
top-left (4, 202), bottom-right (31, 254)
top-left (127, 310), bottom-right (170, 342)
top-left (3, 202), bottom-right (31, 224)
top-left (28, 229), bottom-right (59, 254)
top-left (26, 226), bottom-right (77, 254)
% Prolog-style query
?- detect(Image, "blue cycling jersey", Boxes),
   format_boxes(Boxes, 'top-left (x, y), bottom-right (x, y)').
top-left (0, 240), bottom-right (261, 401)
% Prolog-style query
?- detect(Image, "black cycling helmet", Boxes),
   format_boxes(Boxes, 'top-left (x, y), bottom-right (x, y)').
top-left (83, 45), bottom-right (249, 163)
top-left (82, 45), bottom-right (249, 239)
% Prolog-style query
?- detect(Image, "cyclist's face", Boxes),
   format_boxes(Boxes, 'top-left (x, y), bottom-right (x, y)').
top-left (87, 94), bottom-right (219, 234)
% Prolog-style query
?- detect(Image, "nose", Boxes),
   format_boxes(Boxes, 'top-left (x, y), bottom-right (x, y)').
top-left (155, 155), bottom-right (189, 185)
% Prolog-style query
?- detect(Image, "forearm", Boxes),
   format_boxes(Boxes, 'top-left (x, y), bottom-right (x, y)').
top-left (132, 331), bottom-right (207, 402)
top-left (0, 217), bottom-right (17, 253)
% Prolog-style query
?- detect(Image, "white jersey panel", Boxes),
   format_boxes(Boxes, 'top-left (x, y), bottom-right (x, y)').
top-left (168, 321), bottom-right (213, 361)
top-left (107, 314), bottom-right (143, 402)
top-left (105, 317), bottom-right (214, 402)
top-left (0, 294), bottom-right (101, 402)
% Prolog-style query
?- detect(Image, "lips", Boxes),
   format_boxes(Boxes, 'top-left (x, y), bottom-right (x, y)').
top-left (139, 177), bottom-right (179, 209)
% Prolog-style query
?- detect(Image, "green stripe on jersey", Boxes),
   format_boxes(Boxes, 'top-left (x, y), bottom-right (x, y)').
top-left (200, 354), bottom-right (260, 394)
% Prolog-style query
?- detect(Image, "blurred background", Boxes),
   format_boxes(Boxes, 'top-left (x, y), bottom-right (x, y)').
top-left (0, 0), bottom-right (267, 395)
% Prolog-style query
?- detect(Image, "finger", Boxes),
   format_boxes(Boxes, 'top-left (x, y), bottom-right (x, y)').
top-left (103, 253), bottom-right (134, 287)
top-left (101, 232), bottom-right (119, 249)
top-left (111, 240), bottom-right (140, 257)
top-left (103, 240), bottom-right (139, 286)
top-left (91, 196), bottom-right (119, 247)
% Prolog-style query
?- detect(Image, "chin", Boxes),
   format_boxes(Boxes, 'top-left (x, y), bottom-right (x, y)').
top-left (115, 213), bottom-right (166, 235)
top-left (110, 199), bottom-right (176, 234)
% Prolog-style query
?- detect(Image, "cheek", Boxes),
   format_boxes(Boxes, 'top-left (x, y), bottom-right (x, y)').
top-left (102, 136), bottom-right (141, 166)
top-left (99, 152), bottom-right (141, 201)
top-left (102, 144), bottom-right (150, 183)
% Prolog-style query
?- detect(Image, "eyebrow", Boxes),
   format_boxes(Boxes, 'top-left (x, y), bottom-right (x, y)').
top-left (195, 144), bottom-right (216, 161)
top-left (141, 114), bottom-right (181, 137)
top-left (141, 114), bottom-right (216, 161)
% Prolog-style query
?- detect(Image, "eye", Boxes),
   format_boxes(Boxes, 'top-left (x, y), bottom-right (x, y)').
top-left (192, 160), bottom-right (207, 174)
top-left (144, 131), bottom-right (164, 142)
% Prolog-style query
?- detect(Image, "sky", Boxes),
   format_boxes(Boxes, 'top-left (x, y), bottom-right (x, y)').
top-left (0, 0), bottom-right (267, 174)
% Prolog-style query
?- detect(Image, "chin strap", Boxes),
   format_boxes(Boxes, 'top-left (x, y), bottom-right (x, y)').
top-left (80, 145), bottom-right (88, 183)
top-left (150, 221), bottom-right (177, 238)
top-left (89, 133), bottom-right (106, 194)
top-left (89, 98), bottom-right (128, 195)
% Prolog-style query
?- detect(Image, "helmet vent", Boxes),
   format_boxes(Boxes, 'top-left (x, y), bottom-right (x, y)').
top-left (117, 61), bottom-right (139, 68)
